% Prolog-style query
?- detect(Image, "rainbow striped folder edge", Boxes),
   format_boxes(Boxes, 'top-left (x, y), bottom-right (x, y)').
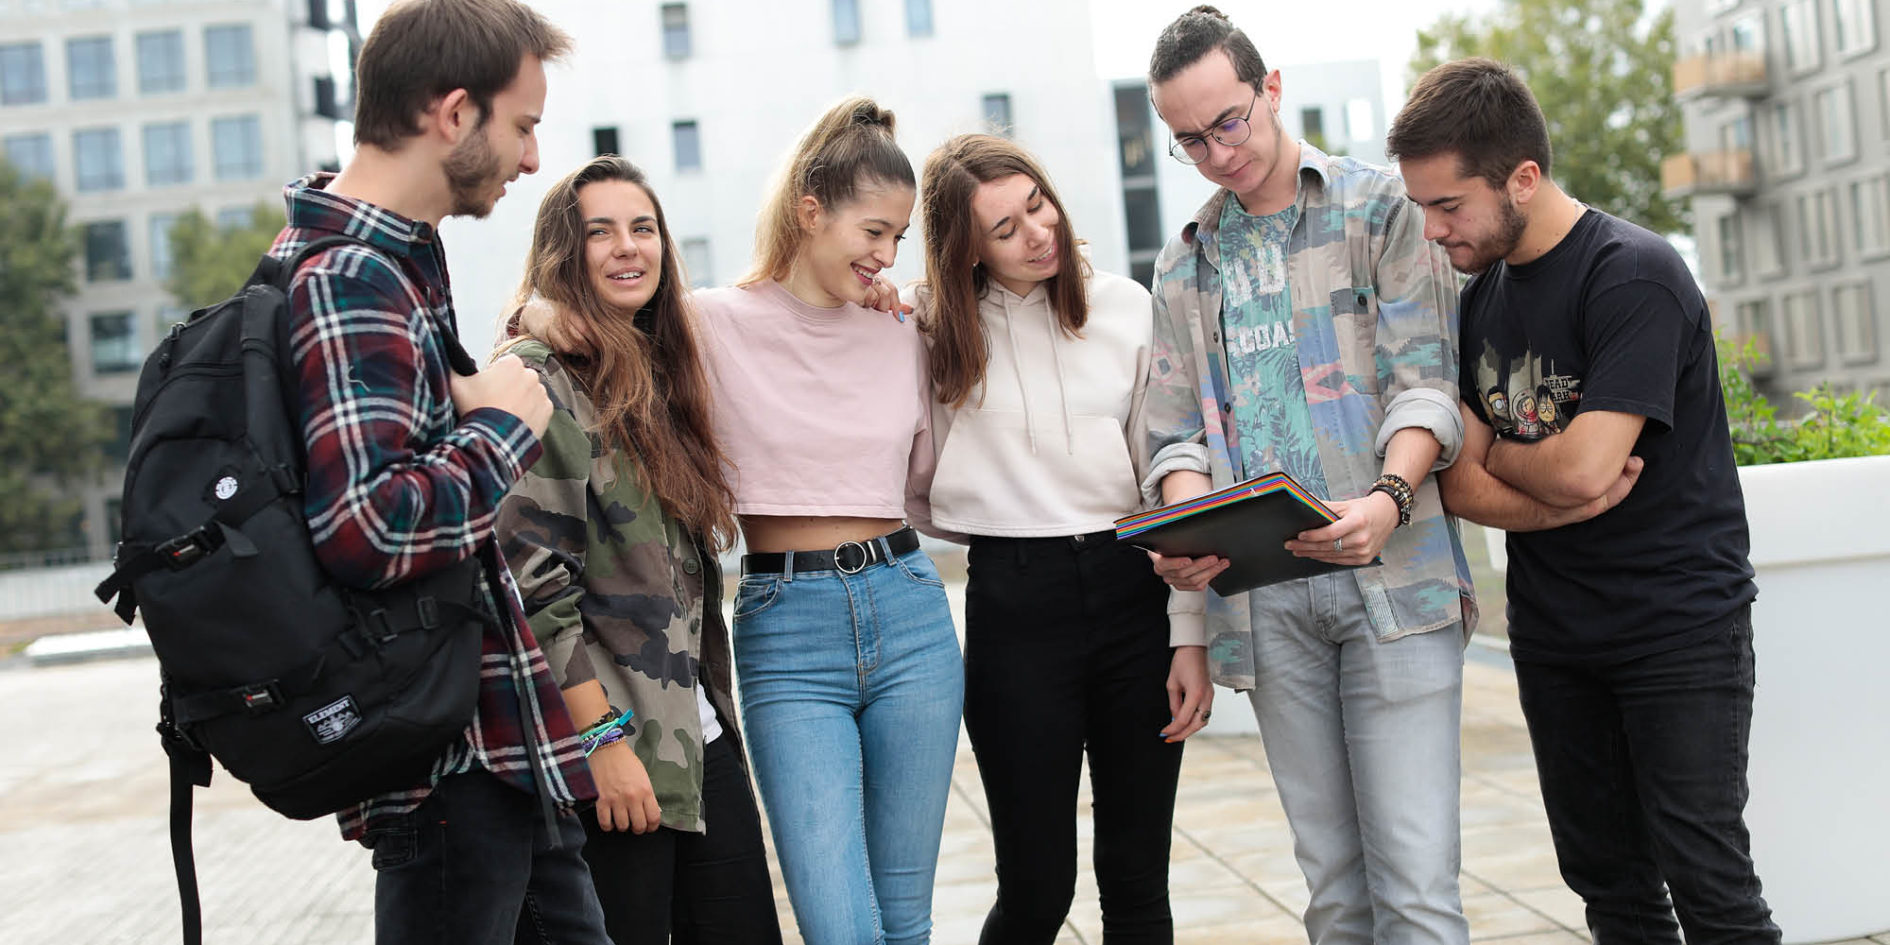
top-left (1113, 471), bottom-right (1369, 596)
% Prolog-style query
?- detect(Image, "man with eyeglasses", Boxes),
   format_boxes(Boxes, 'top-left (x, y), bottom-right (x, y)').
top-left (1133, 7), bottom-right (1476, 943)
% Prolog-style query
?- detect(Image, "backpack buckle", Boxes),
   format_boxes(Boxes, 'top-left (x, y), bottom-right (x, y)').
top-left (236, 681), bottom-right (284, 716)
top-left (415, 596), bottom-right (439, 630)
top-left (155, 527), bottom-right (218, 570)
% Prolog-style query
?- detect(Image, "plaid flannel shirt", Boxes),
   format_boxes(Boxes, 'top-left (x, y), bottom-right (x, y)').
top-left (270, 173), bottom-right (596, 842)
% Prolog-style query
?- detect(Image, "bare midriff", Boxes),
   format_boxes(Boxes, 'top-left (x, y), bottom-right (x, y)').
top-left (739, 515), bottom-right (906, 554)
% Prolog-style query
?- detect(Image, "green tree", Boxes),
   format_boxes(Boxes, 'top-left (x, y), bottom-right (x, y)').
top-left (1409, 0), bottom-right (1687, 235)
top-left (0, 160), bottom-right (113, 554)
top-left (163, 201), bottom-right (288, 309)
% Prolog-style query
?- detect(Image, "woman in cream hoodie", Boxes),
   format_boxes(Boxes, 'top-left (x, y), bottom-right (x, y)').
top-left (913, 133), bottom-right (1212, 945)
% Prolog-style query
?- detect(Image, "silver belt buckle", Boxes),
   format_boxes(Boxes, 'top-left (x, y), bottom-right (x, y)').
top-left (833, 540), bottom-right (871, 574)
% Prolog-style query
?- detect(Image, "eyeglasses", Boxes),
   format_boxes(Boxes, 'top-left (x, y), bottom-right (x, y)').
top-left (1168, 90), bottom-right (1260, 166)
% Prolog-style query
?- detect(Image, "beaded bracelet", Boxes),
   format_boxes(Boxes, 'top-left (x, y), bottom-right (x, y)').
top-left (1370, 473), bottom-right (1415, 528)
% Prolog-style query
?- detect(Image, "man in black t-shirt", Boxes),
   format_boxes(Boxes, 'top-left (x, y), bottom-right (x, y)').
top-left (1388, 59), bottom-right (1780, 945)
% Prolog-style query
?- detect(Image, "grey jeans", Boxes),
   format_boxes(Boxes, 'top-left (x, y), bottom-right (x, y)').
top-left (1243, 571), bottom-right (1469, 945)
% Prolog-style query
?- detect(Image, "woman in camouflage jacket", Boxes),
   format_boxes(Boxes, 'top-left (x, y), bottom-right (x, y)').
top-left (493, 156), bottom-right (781, 944)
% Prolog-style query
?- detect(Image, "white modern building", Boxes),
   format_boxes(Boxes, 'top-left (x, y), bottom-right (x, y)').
top-left (0, 0), bottom-right (357, 556)
top-left (1669, 0), bottom-right (1890, 403)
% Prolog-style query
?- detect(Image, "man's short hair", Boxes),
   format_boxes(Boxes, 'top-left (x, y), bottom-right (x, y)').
top-left (1386, 57), bottom-right (1553, 190)
top-left (352, 0), bottom-right (572, 149)
top-left (1148, 5), bottom-right (1268, 91)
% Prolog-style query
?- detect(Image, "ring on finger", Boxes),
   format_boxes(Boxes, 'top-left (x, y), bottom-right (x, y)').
top-left (1334, 537), bottom-right (1344, 553)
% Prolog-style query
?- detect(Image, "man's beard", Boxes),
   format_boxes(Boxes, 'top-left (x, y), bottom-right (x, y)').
top-left (444, 125), bottom-right (505, 219)
top-left (1454, 196), bottom-right (1529, 275)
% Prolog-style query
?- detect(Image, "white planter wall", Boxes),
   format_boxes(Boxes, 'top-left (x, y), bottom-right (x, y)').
top-left (1738, 455), bottom-right (1890, 943)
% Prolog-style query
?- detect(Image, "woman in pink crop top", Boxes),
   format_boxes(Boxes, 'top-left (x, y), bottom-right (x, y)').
top-left (693, 96), bottom-right (963, 945)
top-left (913, 134), bottom-right (1207, 944)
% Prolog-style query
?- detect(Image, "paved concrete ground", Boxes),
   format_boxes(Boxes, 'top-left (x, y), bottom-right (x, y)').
top-left (2, 622), bottom-right (1883, 944)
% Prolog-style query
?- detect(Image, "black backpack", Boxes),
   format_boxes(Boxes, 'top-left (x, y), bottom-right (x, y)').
top-left (95, 236), bottom-right (496, 944)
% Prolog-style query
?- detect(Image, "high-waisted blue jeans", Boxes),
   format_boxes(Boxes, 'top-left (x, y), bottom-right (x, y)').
top-left (732, 546), bottom-right (964, 945)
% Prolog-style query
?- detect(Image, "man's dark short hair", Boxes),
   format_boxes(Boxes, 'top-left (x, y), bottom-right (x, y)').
top-left (352, 0), bottom-right (572, 149)
top-left (1148, 5), bottom-right (1268, 91)
top-left (1386, 57), bottom-right (1553, 190)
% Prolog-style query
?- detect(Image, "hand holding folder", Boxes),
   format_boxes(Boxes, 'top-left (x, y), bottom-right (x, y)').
top-left (1114, 472), bottom-right (1377, 597)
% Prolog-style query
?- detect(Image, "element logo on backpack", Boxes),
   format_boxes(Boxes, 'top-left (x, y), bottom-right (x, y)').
top-left (304, 696), bottom-right (362, 745)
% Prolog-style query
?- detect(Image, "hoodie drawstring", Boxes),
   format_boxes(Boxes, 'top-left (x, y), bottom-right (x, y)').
top-left (1003, 292), bottom-right (1040, 455)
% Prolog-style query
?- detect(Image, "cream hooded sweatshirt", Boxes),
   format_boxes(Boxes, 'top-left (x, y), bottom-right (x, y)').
top-left (919, 269), bottom-right (1155, 540)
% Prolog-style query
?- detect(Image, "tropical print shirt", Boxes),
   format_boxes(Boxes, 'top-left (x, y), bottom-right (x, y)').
top-left (496, 338), bottom-right (742, 834)
top-left (271, 174), bottom-right (595, 842)
top-left (1135, 144), bottom-right (1479, 690)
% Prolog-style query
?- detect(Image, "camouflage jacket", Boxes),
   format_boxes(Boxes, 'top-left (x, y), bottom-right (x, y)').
top-left (495, 339), bottom-right (740, 833)
top-left (1135, 143), bottom-right (1479, 691)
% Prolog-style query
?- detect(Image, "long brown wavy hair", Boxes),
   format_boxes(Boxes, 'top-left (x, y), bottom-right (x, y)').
top-left (918, 134), bottom-right (1089, 408)
top-left (740, 95), bottom-right (916, 287)
top-left (500, 155), bottom-right (737, 550)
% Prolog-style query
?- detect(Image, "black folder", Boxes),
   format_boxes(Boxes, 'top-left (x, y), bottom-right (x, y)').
top-left (1113, 472), bottom-right (1373, 596)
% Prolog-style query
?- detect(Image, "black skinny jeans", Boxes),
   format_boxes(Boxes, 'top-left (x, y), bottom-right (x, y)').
top-left (578, 734), bottom-right (782, 945)
top-left (1514, 605), bottom-right (1781, 945)
top-left (962, 533), bottom-right (1183, 945)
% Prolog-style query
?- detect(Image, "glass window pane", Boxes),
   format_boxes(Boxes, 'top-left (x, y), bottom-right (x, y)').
top-left (142, 121), bottom-right (193, 186)
top-left (672, 120), bottom-right (700, 172)
top-left (73, 128), bottom-right (124, 192)
top-left (834, 0), bottom-right (861, 44)
top-left (1834, 284), bottom-right (1878, 362)
top-left (681, 237), bottom-right (712, 287)
top-left (661, 4), bottom-right (690, 58)
top-left (4, 133), bottom-right (54, 180)
top-left (90, 312), bottom-right (139, 374)
top-left (204, 25), bottom-right (256, 89)
top-left (906, 0), bottom-right (934, 37)
top-left (149, 212), bottom-right (179, 280)
top-left (136, 31), bottom-right (186, 94)
top-left (1124, 186), bottom-right (1163, 254)
top-left (982, 93), bottom-right (1012, 136)
top-left (0, 42), bottom-right (48, 105)
top-left (66, 36), bottom-right (116, 101)
top-left (84, 220), bottom-right (131, 281)
top-left (211, 115), bottom-right (263, 180)
top-left (1835, 0), bottom-right (1878, 55)
top-left (1115, 84), bottom-right (1154, 179)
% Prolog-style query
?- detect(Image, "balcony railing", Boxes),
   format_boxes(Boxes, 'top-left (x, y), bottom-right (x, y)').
top-left (1673, 51), bottom-right (1769, 99)
top-left (1662, 150), bottom-right (1757, 198)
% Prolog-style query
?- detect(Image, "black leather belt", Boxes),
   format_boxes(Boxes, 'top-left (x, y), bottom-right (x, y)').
top-left (741, 526), bottom-right (921, 576)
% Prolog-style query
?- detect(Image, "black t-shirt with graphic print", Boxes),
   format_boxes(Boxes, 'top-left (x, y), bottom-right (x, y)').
top-left (1459, 209), bottom-right (1755, 665)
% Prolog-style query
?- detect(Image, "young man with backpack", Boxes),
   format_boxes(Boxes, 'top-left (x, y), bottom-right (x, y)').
top-left (270, 2), bottom-right (606, 940)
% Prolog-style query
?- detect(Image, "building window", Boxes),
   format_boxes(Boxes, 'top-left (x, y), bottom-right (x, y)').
top-left (1782, 0), bottom-right (1822, 73)
top-left (211, 115), bottom-right (264, 180)
top-left (1853, 176), bottom-right (1890, 257)
top-left (834, 0), bottom-right (862, 45)
top-left (1834, 0), bottom-right (1877, 56)
top-left (982, 93), bottom-right (1013, 136)
top-left (1882, 67), bottom-right (1890, 139)
top-left (906, 0), bottom-right (934, 37)
top-left (592, 126), bottom-right (619, 157)
top-left (204, 25), bottom-right (256, 89)
top-left (661, 4), bottom-right (690, 59)
top-left (0, 42), bottom-right (47, 105)
top-left (1301, 106), bottom-right (1327, 148)
top-left (1764, 100), bottom-right (1804, 177)
top-left (3, 132), bottom-right (54, 180)
top-left (1124, 186), bottom-right (1162, 256)
top-left (1717, 213), bottom-right (1744, 284)
top-left (1782, 289), bottom-right (1825, 369)
top-left (149, 212), bottom-right (179, 280)
top-left (84, 220), bottom-right (131, 282)
top-left (1735, 298), bottom-right (1775, 350)
top-left (1833, 282), bottom-right (1878, 364)
top-left (90, 312), bottom-right (139, 374)
top-left (1730, 13), bottom-right (1765, 51)
top-left (672, 120), bottom-right (701, 172)
top-left (217, 205), bottom-right (257, 230)
top-left (1798, 188), bottom-right (1842, 268)
top-left (1752, 202), bottom-right (1788, 277)
top-left (681, 237), bottom-right (712, 287)
top-left (1815, 81), bottom-right (1856, 163)
top-left (66, 36), bottom-right (116, 100)
top-left (142, 121), bottom-right (193, 186)
top-left (136, 30), bottom-right (185, 94)
top-left (1720, 114), bottom-right (1753, 155)
top-left (72, 128), bottom-right (124, 192)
